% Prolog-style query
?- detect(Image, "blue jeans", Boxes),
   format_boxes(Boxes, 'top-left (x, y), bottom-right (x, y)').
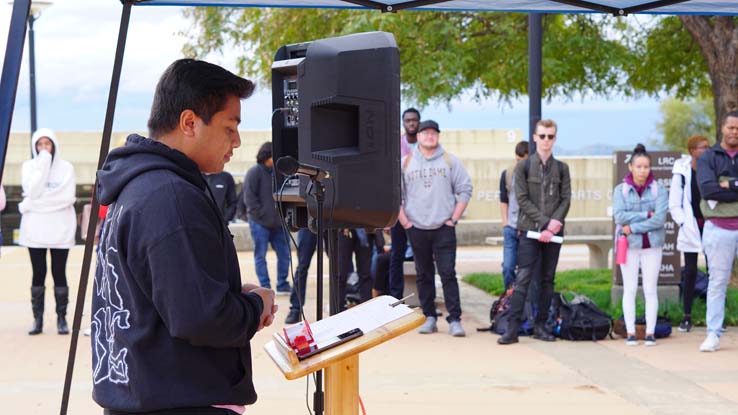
top-left (388, 222), bottom-right (408, 299)
top-left (249, 219), bottom-right (291, 291)
top-left (289, 229), bottom-right (317, 312)
top-left (701, 221), bottom-right (735, 337)
top-left (502, 226), bottom-right (520, 290)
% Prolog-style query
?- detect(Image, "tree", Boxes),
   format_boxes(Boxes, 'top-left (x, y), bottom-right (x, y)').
top-left (183, 9), bottom-right (632, 105)
top-left (656, 97), bottom-right (715, 151)
top-left (626, 16), bottom-right (737, 142)
top-left (183, 9), bottom-right (737, 141)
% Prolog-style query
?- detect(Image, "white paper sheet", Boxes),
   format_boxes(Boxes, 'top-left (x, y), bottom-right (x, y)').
top-left (307, 296), bottom-right (413, 343)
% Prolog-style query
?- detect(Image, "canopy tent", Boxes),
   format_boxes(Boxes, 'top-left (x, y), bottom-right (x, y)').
top-left (137, 0), bottom-right (738, 16)
top-left (1, 1), bottom-right (737, 414)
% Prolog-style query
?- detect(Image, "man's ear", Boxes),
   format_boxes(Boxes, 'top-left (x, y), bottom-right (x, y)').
top-left (179, 109), bottom-right (198, 137)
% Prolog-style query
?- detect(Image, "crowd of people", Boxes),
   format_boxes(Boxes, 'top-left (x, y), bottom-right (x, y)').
top-left (0, 56), bottom-right (736, 413)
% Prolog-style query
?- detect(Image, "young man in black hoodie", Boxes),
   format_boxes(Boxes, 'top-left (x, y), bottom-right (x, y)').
top-left (92, 59), bottom-right (277, 414)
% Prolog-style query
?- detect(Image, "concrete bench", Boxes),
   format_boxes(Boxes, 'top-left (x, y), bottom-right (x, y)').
top-left (485, 234), bottom-right (612, 268)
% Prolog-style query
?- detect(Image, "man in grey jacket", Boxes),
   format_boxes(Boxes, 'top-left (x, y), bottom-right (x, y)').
top-left (498, 119), bottom-right (571, 345)
top-left (398, 120), bottom-right (473, 337)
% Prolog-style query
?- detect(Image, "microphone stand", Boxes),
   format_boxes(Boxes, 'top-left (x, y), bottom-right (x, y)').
top-left (312, 178), bottom-right (325, 415)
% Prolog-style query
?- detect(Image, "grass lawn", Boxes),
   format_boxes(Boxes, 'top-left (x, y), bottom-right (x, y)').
top-left (463, 269), bottom-right (738, 326)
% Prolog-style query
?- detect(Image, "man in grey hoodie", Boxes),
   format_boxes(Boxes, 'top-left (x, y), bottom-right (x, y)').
top-left (398, 120), bottom-right (473, 337)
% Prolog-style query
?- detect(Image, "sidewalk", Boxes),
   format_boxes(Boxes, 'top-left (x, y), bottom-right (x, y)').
top-left (0, 245), bottom-right (736, 414)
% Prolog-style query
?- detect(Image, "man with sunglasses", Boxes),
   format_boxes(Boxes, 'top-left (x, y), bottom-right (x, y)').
top-left (498, 119), bottom-right (571, 345)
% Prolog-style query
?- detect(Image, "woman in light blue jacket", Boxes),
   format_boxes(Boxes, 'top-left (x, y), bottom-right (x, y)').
top-left (613, 144), bottom-right (668, 347)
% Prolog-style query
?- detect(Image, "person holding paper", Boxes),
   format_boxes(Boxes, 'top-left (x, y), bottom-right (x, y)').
top-left (498, 119), bottom-right (571, 345)
top-left (696, 111), bottom-right (738, 352)
top-left (398, 120), bottom-right (472, 337)
top-left (91, 59), bottom-right (276, 414)
top-left (613, 144), bottom-right (668, 347)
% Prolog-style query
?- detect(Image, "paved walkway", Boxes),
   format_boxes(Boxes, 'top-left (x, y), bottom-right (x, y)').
top-left (0, 245), bottom-right (735, 414)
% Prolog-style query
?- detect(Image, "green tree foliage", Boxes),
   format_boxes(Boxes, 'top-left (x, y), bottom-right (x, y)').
top-left (183, 10), bottom-right (737, 143)
top-left (183, 9), bottom-right (632, 105)
top-left (656, 97), bottom-right (715, 151)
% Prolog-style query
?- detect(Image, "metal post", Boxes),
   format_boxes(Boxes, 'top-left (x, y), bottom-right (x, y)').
top-left (59, 2), bottom-right (133, 414)
top-left (28, 14), bottom-right (37, 142)
top-left (528, 13), bottom-right (542, 153)
top-left (0, 0), bottom-right (31, 182)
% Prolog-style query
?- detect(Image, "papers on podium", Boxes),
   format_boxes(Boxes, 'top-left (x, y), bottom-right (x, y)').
top-left (270, 296), bottom-right (416, 368)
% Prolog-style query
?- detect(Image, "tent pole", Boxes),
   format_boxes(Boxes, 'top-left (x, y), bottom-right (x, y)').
top-left (59, 2), bottom-right (133, 414)
top-left (528, 13), bottom-right (542, 152)
top-left (0, 0), bottom-right (31, 183)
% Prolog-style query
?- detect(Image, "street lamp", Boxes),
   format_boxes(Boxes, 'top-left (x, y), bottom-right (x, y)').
top-left (8, 0), bottom-right (52, 146)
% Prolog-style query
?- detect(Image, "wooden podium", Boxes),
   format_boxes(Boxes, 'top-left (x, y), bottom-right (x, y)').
top-left (265, 295), bottom-right (424, 415)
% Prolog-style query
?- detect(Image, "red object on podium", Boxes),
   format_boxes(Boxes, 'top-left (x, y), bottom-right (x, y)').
top-left (283, 320), bottom-right (317, 358)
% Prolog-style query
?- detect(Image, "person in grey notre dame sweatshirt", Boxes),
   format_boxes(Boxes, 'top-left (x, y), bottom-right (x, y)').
top-left (398, 119), bottom-right (472, 337)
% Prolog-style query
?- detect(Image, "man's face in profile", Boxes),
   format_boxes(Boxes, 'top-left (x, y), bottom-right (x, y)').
top-left (190, 95), bottom-right (242, 173)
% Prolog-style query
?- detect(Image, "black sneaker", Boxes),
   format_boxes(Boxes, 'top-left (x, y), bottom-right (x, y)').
top-left (625, 335), bottom-right (638, 346)
top-left (678, 317), bottom-right (692, 332)
top-left (284, 309), bottom-right (301, 325)
top-left (644, 335), bottom-right (656, 347)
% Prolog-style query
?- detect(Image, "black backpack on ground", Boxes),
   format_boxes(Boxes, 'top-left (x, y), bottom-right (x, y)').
top-left (552, 293), bottom-right (613, 341)
top-left (679, 266), bottom-right (708, 300)
top-left (478, 290), bottom-right (534, 336)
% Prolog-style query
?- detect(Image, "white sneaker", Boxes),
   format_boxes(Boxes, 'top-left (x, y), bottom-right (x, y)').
top-left (449, 321), bottom-right (466, 337)
top-left (83, 327), bottom-right (91, 337)
top-left (418, 317), bottom-right (438, 334)
top-left (699, 333), bottom-right (720, 352)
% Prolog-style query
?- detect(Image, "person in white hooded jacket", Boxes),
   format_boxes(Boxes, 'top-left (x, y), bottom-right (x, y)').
top-left (668, 135), bottom-right (710, 333)
top-left (19, 128), bottom-right (76, 336)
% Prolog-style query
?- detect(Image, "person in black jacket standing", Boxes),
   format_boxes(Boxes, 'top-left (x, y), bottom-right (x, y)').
top-left (92, 59), bottom-right (276, 414)
top-left (205, 171), bottom-right (238, 222)
top-left (498, 119), bottom-right (571, 346)
top-left (243, 142), bottom-right (291, 295)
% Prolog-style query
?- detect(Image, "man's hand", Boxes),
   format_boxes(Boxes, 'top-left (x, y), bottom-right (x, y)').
top-left (444, 219), bottom-right (456, 227)
top-left (547, 219), bottom-right (562, 234)
top-left (249, 287), bottom-right (277, 331)
top-left (622, 225), bottom-right (632, 235)
top-left (402, 221), bottom-right (413, 230)
top-left (539, 229), bottom-right (554, 243)
top-left (720, 181), bottom-right (730, 189)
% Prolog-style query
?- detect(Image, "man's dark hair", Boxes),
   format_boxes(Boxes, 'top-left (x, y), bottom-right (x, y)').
top-left (147, 59), bottom-right (255, 139)
top-left (402, 108), bottom-right (420, 120)
top-left (515, 141), bottom-right (529, 158)
top-left (723, 111), bottom-right (738, 125)
top-left (256, 142), bottom-right (272, 164)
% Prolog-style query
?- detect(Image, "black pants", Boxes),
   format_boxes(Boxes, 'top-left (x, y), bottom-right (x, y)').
top-left (682, 251), bottom-right (709, 315)
top-left (28, 248), bottom-right (69, 287)
top-left (373, 251), bottom-right (390, 294)
top-left (406, 225), bottom-right (462, 322)
top-left (105, 407), bottom-right (237, 415)
top-left (337, 230), bottom-right (373, 311)
top-left (507, 236), bottom-right (562, 329)
top-left (388, 222), bottom-right (408, 299)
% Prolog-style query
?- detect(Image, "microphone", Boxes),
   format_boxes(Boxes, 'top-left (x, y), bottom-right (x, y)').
top-left (276, 156), bottom-right (330, 182)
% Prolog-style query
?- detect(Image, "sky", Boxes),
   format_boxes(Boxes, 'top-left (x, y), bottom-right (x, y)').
top-left (0, 0), bottom-right (664, 153)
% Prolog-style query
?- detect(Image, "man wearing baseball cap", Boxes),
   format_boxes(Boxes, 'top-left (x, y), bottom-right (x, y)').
top-left (398, 119), bottom-right (473, 337)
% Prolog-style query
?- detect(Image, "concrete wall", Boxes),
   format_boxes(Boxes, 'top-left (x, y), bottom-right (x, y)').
top-left (2, 129), bottom-right (623, 246)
